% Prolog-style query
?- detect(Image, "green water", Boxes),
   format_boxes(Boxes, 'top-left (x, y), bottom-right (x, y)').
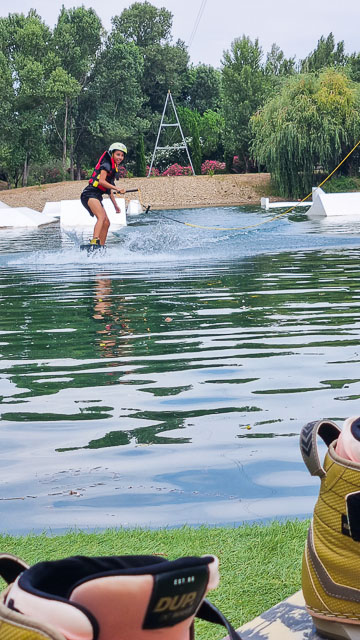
top-left (1, 206), bottom-right (360, 532)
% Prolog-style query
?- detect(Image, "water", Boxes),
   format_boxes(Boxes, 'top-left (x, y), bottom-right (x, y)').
top-left (1, 205), bottom-right (360, 533)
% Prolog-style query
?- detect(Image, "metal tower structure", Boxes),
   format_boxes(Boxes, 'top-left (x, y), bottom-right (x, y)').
top-left (147, 90), bottom-right (195, 177)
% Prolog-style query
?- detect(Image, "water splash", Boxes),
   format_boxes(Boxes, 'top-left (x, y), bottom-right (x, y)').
top-left (1, 205), bottom-right (360, 271)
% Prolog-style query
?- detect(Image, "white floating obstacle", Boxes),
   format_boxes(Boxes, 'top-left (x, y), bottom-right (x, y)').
top-left (59, 197), bottom-right (126, 228)
top-left (262, 187), bottom-right (360, 217)
top-left (0, 205), bottom-right (57, 228)
top-left (307, 187), bottom-right (360, 217)
top-left (126, 199), bottom-right (143, 215)
top-left (260, 197), bottom-right (311, 210)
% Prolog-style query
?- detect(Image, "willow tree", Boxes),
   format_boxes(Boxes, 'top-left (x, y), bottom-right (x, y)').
top-left (251, 69), bottom-right (360, 198)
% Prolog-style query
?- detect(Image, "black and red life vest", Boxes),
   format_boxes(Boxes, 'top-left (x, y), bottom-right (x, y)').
top-left (88, 151), bottom-right (117, 192)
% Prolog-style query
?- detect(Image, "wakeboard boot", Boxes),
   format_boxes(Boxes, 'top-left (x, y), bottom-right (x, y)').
top-left (0, 553), bottom-right (65, 639)
top-left (300, 418), bottom-right (360, 640)
top-left (80, 238), bottom-right (105, 254)
top-left (0, 552), bottom-right (240, 640)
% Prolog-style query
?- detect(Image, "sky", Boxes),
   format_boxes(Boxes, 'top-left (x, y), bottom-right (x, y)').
top-left (0, 0), bottom-right (359, 68)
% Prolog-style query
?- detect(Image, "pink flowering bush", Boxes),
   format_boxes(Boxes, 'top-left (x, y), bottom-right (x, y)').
top-left (162, 164), bottom-right (193, 177)
top-left (116, 165), bottom-right (128, 178)
top-left (43, 167), bottom-right (64, 183)
top-left (232, 155), bottom-right (243, 173)
top-left (201, 160), bottom-right (226, 175)
top-left (231, 155), bottom-right (256, 173)
top-left (146, 165), bottom-right (160, 177)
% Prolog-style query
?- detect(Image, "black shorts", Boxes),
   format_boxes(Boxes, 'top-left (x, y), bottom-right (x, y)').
top-left (80, 187), bottom-right (104, 217)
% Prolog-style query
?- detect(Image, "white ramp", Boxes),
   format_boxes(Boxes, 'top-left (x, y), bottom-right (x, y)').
top-left (0, 207), bottom-right (57, 228)
top-left (0, 200), bottom-right (10, 209)
top-left (308, 187), bottom-right (360, 217)
top-left (42, 201), bottom-right (62, 218)
top-left (60, 198), bottom-right (126, 228)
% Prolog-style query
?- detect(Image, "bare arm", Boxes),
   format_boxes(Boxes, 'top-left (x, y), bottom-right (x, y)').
top-left (110, 190), bottom-right (122, 213)
top-left (98, 169), bottom-right (126, 195)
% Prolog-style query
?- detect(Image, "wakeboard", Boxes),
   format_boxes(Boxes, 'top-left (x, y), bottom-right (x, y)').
top-left (80, 243), bottom-right (106, 254)
top-left (225, 591), bottom-right (321, 639)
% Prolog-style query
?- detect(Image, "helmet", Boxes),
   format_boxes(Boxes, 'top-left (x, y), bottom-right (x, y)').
top-left (109, 142), bottom-right (127, 154)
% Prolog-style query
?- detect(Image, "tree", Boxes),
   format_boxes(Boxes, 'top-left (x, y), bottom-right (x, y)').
top-left (186, 64), bottom-right (221, 114)
top-left (0, 5), bottom-right (146, 183)
top-left (199, 109), bottom-right (224, 159)
top-left (135, 134), bottom-right (146, 176)
top-left (347, 53), bottom-right (360, 83)
top-left (89, 31), bottom-right (144, 153)
top-left (177, 106), bottom-right (201, 137)
top-left (221, 36), bottom-right (267, 172)
top-left (265, 43), bottom-right (296, 77)
top-left (52, 6), bottom-right (103, 84)
top-left (112, 2), bottom-right (189, 113)
top-left (251, 69), bottom-right (360, 198)
top-left (0, 51), bottom-right (16, 183)
top-left (264, 44), bottom-right (297, 102)
top-left (45, 66), bottom-right (81, 172)
top-left (191, 120), bottom-right (202, 174)
top-left (112, 1), bottom-right (172, 47)
top-left (301, 33), bottom-right (347, 72)
top-left (144, 41), bottom-right (190, 113)
top-left (0, 10), bottom-right (54, 185)
top-left (50, 6), bottom-right (103, 176)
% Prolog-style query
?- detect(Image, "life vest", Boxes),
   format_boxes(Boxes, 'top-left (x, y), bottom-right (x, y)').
top-left (88, 151), bottom-right (116, 192)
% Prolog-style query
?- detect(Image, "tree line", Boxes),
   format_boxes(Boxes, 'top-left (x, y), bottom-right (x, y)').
top-left (1, 1), bottom-right (360, 197)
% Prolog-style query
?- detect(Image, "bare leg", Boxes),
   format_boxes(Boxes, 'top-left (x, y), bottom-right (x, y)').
top-left (87, 198), bottom-right (110, 245)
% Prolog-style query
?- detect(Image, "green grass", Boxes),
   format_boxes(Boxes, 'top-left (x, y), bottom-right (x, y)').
top-left (0, 520), bottom-right (309, 639)
top-left (322, 175), bottom-right (360, 193)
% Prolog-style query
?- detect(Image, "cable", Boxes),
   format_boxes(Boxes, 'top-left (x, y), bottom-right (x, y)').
top-left (188, 0), bottom-right (207, 49)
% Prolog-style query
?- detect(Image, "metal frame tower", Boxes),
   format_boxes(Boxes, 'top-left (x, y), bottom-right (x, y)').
top-left (147, 90), bottom-right (195, 177)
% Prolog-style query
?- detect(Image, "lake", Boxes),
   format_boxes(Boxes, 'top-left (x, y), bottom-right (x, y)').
top-left (1, 205), bottom-right (360, 534)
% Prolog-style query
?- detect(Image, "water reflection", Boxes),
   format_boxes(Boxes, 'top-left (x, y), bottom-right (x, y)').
top-left (0, 206), bottom-right (360, 532)
top-left (92, 276), bottom-right (136, 358)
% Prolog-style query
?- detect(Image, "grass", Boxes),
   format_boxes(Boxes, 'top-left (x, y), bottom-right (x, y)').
top-left (0, 520), bottom-right (309, 639)
top-left (322, 175), bottom-right (360, 193)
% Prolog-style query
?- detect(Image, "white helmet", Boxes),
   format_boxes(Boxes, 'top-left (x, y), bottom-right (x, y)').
top-left (109, 142), bottom-right (127, 154)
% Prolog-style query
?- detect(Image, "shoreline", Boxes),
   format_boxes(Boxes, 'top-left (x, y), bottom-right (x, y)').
top-left (0, 173), bottom-right (278, 213)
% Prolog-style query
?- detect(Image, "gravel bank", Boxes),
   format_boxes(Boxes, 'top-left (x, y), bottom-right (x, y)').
top-left (0, 173), bottom-right (275, 212)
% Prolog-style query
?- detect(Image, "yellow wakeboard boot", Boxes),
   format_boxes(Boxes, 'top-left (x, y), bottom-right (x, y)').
top-left (300, 418), bottom-right (360, 640)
